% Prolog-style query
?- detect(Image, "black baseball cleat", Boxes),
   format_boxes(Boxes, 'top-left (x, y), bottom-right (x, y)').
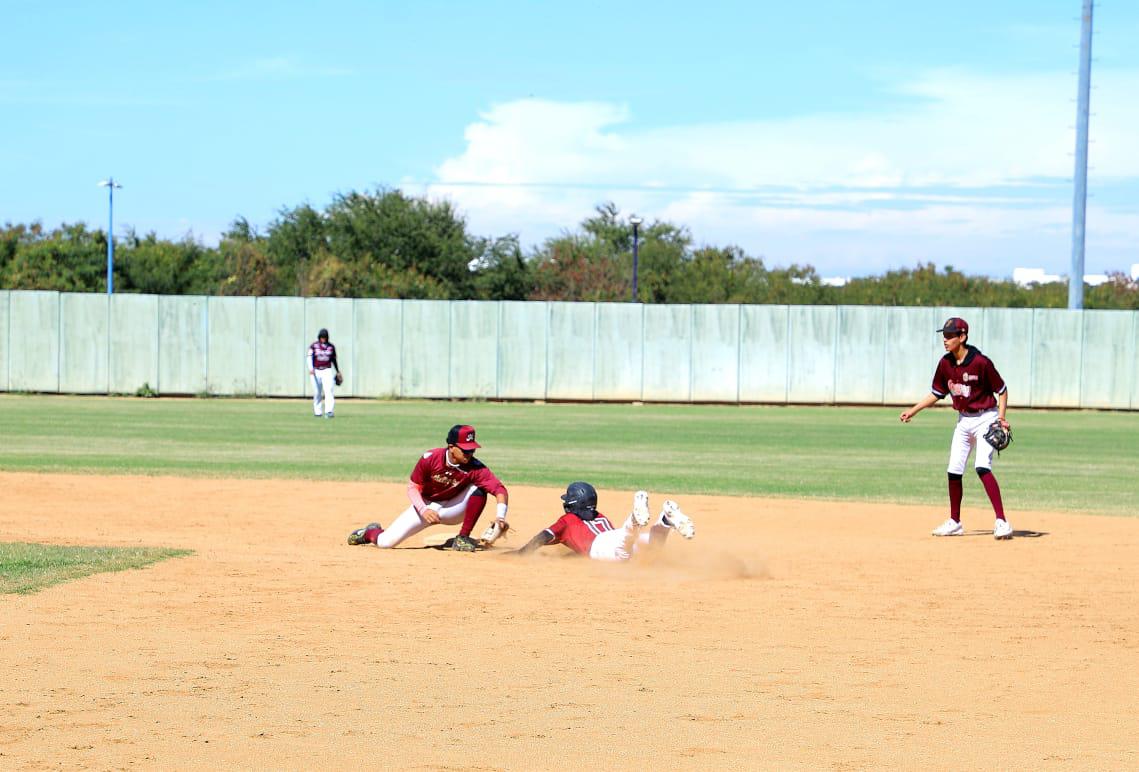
top-left (450, 534), bottom-right (479, 552)
top-left (347, 523), bottom-right (381, 545)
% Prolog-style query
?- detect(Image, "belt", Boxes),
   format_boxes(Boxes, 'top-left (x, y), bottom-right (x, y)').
top-left (960, 410), bottom-right (992, 417)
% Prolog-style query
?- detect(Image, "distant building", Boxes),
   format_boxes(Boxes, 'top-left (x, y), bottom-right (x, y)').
top-left (1013, 267), bottom-right (1112, 287)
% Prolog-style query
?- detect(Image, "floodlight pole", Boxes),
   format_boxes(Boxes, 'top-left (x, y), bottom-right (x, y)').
top-left (99, 178), bottom-right (122, 295)
top-left (1069, 0), bottom-right (1093, 309)
top-left (630, 215), bottom-right (643, 302)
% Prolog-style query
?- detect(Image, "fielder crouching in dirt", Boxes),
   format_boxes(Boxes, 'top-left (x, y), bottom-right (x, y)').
top-left (513, 482), bottom-right (695, 561)
top-left (346, 424), bottom-right (509, 552)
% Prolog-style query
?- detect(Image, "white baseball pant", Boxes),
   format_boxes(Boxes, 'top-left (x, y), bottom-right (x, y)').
top-left (589, 513), bottom-right (673, 562)
top-left (947, 409), bottom-right (999, 474)
top-left (373, 484), bottom-right (481, 549)
top-left (312, 368), bottom-right (336, 416)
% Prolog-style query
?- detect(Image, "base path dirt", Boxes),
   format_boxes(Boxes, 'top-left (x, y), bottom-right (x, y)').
top-left (1, 472), bottom-right (1137, 769)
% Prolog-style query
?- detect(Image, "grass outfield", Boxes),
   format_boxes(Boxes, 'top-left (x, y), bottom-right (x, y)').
top-left (0, 543), bottom-right (191, 594)
top-left (0, 394), bottom-right (1135, 516)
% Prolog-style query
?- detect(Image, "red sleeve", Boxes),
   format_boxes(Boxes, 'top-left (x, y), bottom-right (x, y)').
top-left (470, 466), bottom-right (507, 497)
top-left (410, 453), bottom-right (431, 486)
top-left (546, 514), bottom-right (571, 544)
top-left (931, 358), bottom-right (949, 398)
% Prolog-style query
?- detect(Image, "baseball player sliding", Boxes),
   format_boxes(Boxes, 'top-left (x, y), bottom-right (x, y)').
top-left (512, 482), bottom-right (695, 561)
top-left (307, 328), bottom-right (341, 419)
top-left (900, 317), bottom-right (1013, 540)
top-left (346, 424), bottom-right (509, 552)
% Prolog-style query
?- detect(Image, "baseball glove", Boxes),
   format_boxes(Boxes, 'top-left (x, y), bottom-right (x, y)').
top-left (334, 372), bottom-right (344, 386)
top-left (479, 520), bottom-right (509, 547)
top-left (983, 421), bottom-right (1012, 453)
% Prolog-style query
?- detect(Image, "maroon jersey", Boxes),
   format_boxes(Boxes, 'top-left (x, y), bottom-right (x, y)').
top-left (544, 512), bottom-right (616, 556)
top-left (931, 346), bottom-right (1006, 414)
top-left (308, 340), bottom-right (337, 370)
top-left (410, 447), bottom-right (507, 502)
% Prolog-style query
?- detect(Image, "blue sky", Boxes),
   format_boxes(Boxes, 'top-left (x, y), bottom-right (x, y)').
top-left (2, 0), bottom-right (1137, 279)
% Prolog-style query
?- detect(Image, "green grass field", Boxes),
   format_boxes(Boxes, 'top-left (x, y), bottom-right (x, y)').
top-left (0, 542), bottom-right (191, 595)
top-left (1, 394), bottom-right (1136, 516)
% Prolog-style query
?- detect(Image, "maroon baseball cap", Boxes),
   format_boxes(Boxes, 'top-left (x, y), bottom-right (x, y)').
top-left (446, 424), bottom-right (481, 451)
top-left (937, 317), bottom-right (969, 335)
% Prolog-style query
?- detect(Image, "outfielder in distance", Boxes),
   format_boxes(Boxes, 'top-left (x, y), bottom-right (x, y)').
top-left (900, 317), bottom-right (1014, 540)
top-left (307, 328), bottom-right (342, 419)
top-left (512, 482), bottom-right (696, 560)
top-left (347, 424), bottom-right (509, 552)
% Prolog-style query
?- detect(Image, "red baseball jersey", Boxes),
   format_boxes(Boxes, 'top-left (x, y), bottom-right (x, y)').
top-left (931, 346), bottom-right (1006, 413)
top-left (410, 447), bottom-right (507, 503)
top-left (544, 512), bottom-right (616, 556)
top-left (309, 340), bottom-right (337, 370)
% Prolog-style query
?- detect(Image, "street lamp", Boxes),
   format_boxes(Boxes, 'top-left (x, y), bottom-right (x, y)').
top-left (630, 215), bottom-right (643, 302)
top-left (98, 178), bottom-right (122, 294)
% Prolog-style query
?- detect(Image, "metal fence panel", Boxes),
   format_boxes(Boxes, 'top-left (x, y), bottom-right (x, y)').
top-left (546, 302), bottom-right (596, 400)
top-left (158, 295), bottom-right (208, 395)
top-left (59, 293), bottom-right (109, 394)
top-left (401, 301), bottom-right (451, 398)
top-left (354, 299), bottom-right (402, 398)
top-left (256, 297), bottom-right (306, 396)
top-left (787, 305), bottom-right (836, 403)
top-left (0, 290), bottom-right (8, 392)
top-left (1030, 309), bottom-right (1083, 407)
top-left (8, 290), bottom-right (60, 392)
top-left (642, 304), bottom-right (691, 402)
top-left (594, 303), bottom-right (643, 401)
top-left (497, 301), bottom-right (547, 400)
top-left (451, 301), bottom-right (499, 398)
top-left (1133, 314), bottom-right (1139, 410)
top-left (882, 307), bottom-right (938, 404)
top-left (207, 296), bottom-right (256, 395)
top-left (738, 305), bottom-right (789, 403)
top-left (304, 298), bottom-right (356, 398)
top-left (835, 305), bottom-right (886, 403)
top-left (1080, 310), bottom-right (1134, 409)
top-left (108, 294), bottom-right (159, 395)
top-left (979, 308), bottom-right (1034, 409)
top-left (691, 305), bottom-right (740, 402)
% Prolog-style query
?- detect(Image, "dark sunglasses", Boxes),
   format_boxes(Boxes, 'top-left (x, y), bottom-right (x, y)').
top-left (942, 331), bottom-right (962, 339)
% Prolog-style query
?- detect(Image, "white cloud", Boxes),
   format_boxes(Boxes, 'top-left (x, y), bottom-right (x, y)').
top-left (425, 68), bottom-right (1139, 275)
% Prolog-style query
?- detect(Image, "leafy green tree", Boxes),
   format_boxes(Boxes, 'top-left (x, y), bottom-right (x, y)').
top-left (1, 222), bottom-right (107, 291)
top-left (472, 235), bottom-right (532, 300)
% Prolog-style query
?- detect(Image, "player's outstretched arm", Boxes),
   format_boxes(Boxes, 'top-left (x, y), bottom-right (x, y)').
top-left (511, 531), bottom-right (554, 556)
top-left (900, 393), bottom-right (939, 423)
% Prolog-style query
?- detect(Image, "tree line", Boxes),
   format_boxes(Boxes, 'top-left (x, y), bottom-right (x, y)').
top-left (3, 188), bottom-right (1137, 308)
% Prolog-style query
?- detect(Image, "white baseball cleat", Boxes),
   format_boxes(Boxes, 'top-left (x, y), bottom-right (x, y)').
top-left (660, 500), bottom-right (696, 539)
top-left (631, 491), bottom-right (651, 527)
top-left (932, 518), bottom-right (964, 537)
top-left (993, 518), bottom-right (1013, 540)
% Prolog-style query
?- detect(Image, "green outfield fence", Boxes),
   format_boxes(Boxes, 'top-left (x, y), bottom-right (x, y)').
top-left (1, 290), bottom-right (1136, 409)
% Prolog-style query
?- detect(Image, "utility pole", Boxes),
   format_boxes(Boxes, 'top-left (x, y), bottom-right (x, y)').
top-left (1069, 0), bottom-right (1093, 309)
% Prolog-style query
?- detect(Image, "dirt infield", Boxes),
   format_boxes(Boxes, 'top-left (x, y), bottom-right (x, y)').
top-left (2, 472), bottom-right (1137, 770)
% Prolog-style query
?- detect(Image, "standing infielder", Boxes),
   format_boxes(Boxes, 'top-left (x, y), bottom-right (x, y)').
top-left (346, 424), bottom-right (509, 552)
top-left (307, 328), bottom-right (341, 419)
top-left (513, 482), bottom-right (695, 561)
top-left (900, 317), bottom-right (1013, 540)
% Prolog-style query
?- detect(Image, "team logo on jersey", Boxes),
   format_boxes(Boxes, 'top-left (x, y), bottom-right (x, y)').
top-left (948, 380), bottom-right (972, 398)
top-left (962, 373), bottom-right (979, 382)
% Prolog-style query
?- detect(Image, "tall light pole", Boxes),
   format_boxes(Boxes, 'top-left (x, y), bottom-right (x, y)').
top-left (1069, 0), bottom-right (1094, 309)
top-left (630, 215), bottom-right (643, 302)
top-left (98, 178), bottom-right (122, 294)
